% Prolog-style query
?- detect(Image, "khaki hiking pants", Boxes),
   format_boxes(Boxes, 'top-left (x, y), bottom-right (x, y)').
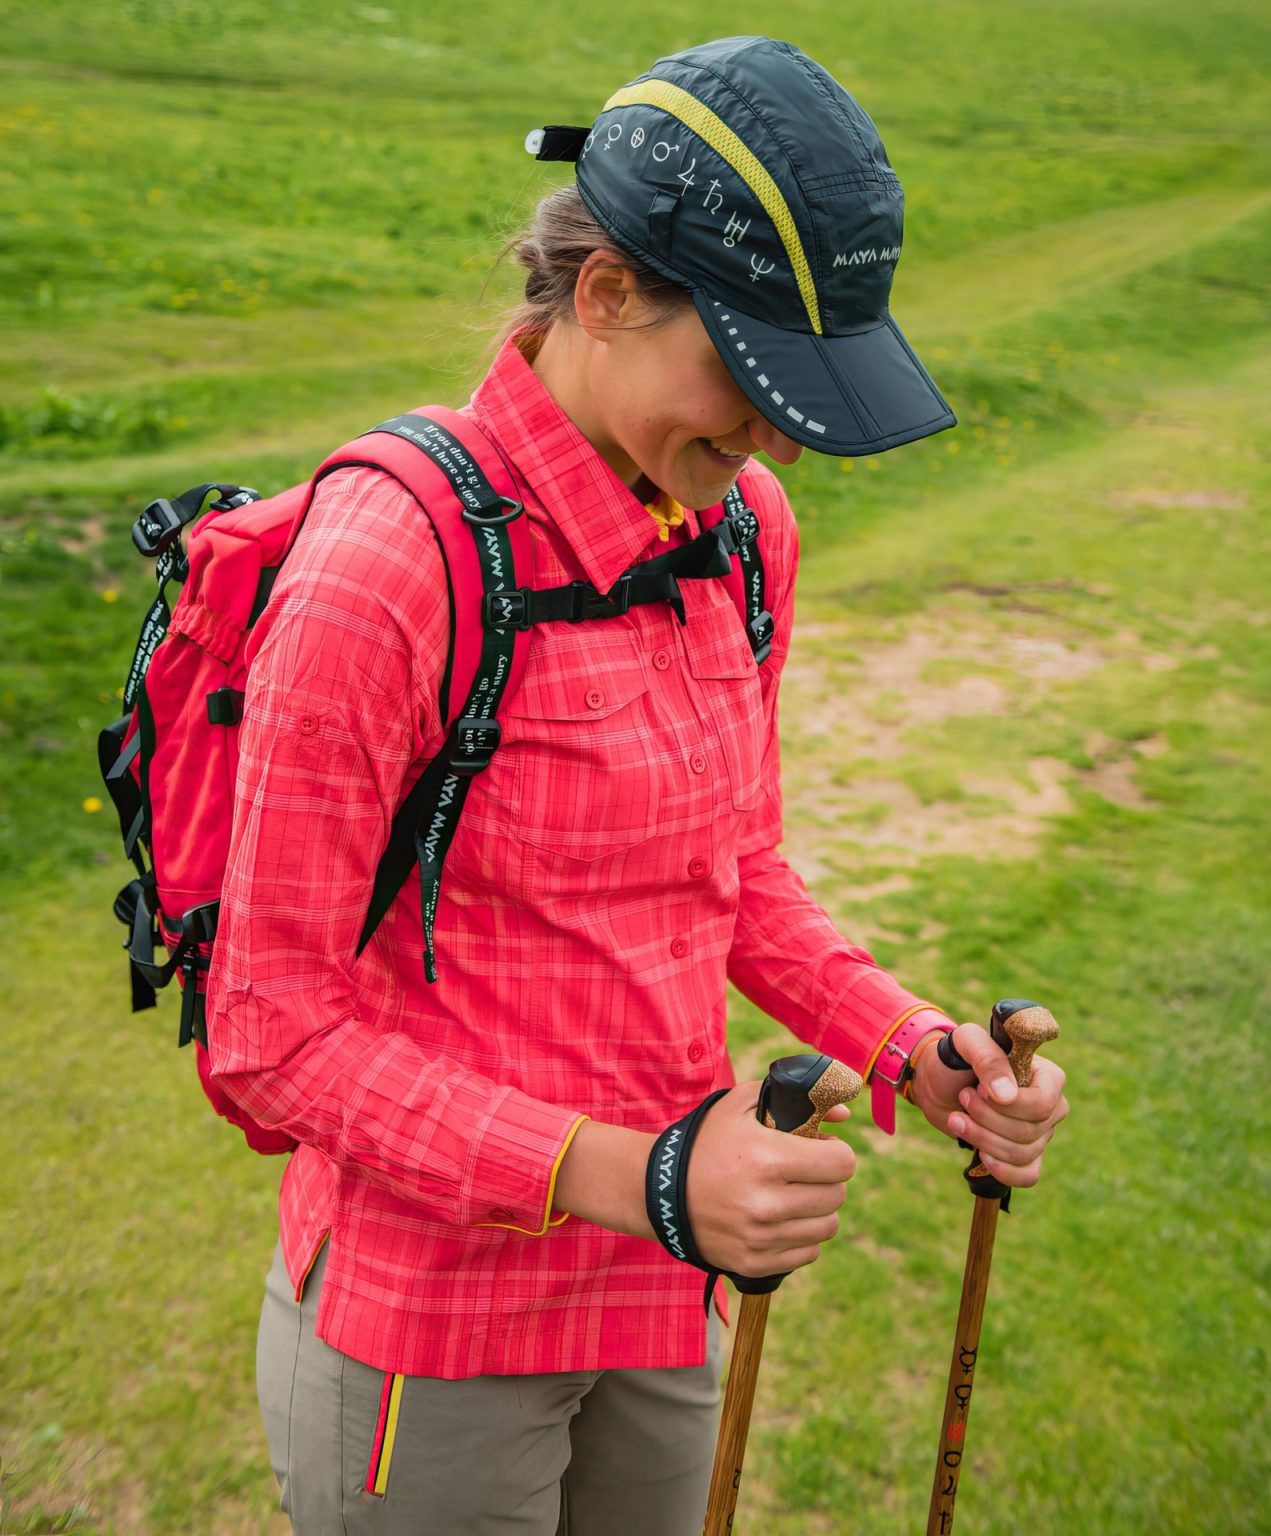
top-left (257, 1239), bottom-right (726, 1535)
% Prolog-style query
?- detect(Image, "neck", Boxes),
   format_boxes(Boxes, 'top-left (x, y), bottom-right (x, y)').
top-left (524, 324), bottom-right (647, 495)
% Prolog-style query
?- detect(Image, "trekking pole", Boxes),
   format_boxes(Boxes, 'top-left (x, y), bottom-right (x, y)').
top-left (704, 1053), bottom-right (863, 1536)
top-left (926, 999), bottom-right (1060, 1536)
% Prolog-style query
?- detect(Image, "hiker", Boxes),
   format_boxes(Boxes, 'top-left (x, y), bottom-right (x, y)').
top-left (205, 36), bottom-right (1068, 1536)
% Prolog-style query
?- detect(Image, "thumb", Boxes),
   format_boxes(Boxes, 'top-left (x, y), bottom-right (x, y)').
top-left (950, 1023), bottom-right (1019, 1105)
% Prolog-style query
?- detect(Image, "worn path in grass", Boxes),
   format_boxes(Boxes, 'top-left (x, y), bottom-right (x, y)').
top-left (2, 1), bottom-right (1268, 1532)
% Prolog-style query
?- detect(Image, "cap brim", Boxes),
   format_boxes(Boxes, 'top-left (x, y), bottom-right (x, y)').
top-left (695, 293), bottom-right (956, 456)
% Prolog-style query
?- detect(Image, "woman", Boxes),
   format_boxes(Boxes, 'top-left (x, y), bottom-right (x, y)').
top-left (208, 35), bottom-right (1068, 1536)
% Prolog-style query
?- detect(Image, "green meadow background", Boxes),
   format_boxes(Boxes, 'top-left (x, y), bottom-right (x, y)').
top-left (2, 2), bottom-right (1267, 1531)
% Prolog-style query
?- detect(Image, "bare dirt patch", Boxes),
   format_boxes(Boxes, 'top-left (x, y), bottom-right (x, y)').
top-left (779, 613), bottom-right (1164, 891)
top-left (1110, 488), bottom-right (1247, 510)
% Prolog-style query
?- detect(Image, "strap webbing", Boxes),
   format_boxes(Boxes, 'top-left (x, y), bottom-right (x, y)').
top-left (356, 416), bottom-right (521, 980)
top-left (720, 484), bottom-right (773, 663)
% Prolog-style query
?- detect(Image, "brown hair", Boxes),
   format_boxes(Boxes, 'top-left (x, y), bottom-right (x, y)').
top-left (487, 184), bottom-right (692, 355)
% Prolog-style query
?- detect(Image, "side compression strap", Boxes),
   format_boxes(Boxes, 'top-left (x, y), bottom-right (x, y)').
top-left (356, 415), bottom-right (521, 981)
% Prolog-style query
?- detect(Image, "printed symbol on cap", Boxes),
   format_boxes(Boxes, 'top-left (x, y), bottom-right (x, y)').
top-left (605, 123), bottom-right (623, 150)
top-left (749, 255), bottom-right (775, 284)
top-left (703, 178), bottom-right (723, 215)
top-left (630, 126), bottom-right (645, 149)
top-left (675, 156), bottom-right (697, 195)
top-left (651, 140), bottom-right (680, 162)
top-left (723, 213), bottom-right (750, 248)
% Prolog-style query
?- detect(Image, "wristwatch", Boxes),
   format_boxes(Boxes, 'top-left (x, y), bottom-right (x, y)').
top-left (868, 1009), bottom-right (953, 1135)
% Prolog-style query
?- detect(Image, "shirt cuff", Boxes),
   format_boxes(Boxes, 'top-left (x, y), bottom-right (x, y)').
top-left (468, 1097), bottom-right (591, 1236)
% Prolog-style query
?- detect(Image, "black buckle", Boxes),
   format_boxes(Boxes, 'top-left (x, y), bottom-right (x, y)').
top-left (748, 609), bottom-right (774, 664)
top-left (449, 716), bottom-right (501, 776)
top-left (181, 901), bottom-right (220, 946)
top-left (567, 577), bottom-right (631, 622)
top-left (206, 687), bottom-right (245, 726)
top-left (461, 494), bottom-right (523, 527)
top-left (484, 589), bottom-right (532, 631)
top-left (132, 498), bottom-right (184, 558)
top-left (731, 508), bottom-right (760, 549)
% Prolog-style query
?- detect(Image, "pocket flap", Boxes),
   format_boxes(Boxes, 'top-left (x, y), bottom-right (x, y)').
top-left (508, 625), bottom-right (648, 720)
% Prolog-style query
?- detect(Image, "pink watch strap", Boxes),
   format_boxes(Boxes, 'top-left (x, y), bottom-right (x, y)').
top-left (869, 1014), bottom-right (954, 1135)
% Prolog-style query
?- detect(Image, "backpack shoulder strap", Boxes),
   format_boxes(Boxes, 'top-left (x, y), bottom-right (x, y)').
top-left (707, 468), bottom-right (773, 665)
top-left (316, 406), bottom-right (533, 980)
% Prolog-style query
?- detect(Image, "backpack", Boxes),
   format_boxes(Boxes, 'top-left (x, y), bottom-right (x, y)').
top-left (99, 406), bottom-right (773, 1154)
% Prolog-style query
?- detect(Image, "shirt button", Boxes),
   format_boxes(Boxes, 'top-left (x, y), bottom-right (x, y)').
top-left (298, 714), bottom-right (319, 735)
top-left (689, 856), bottom-right (709, 878)
top-left (687, 1041), bottom-right (705, 1063)
top-left (585, 688), bottom-right (605, 710)
top-left (671, 937), bottom-right (689, 959)
top-left (690, 753), bottom-right (707, 774)
top-left (653, 648), bottom-right (672, 671)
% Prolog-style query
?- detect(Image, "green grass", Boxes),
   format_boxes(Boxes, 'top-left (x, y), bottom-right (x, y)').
top-left (1, 2), bottom-right (1268, 1531)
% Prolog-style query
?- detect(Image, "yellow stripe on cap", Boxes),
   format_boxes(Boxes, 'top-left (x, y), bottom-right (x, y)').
top-left (602, 80), bottom-right (822, 335)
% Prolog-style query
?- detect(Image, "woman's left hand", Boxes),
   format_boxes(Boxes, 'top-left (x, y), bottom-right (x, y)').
top-left (910, 1022), bottom-right (1069, 1187)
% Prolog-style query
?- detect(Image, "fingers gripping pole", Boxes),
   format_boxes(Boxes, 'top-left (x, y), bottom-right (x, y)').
top-left (703, 1055), bottom-right (863, 1536)
top-left (926, 1000), bottom-right (1060, 1536)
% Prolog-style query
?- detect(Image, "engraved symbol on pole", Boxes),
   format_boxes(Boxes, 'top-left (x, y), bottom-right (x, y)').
top-left (651, 140), bottom-right (681, 162)
top-left (630, 126), bottom-right (645, 149)
top-left (749, 255), bottom-right (775, 283)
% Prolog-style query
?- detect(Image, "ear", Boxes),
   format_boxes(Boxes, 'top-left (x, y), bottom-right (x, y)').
top-left (574, 251), bottom-right (650, 335)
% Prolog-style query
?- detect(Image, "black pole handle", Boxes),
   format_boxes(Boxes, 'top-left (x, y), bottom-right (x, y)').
top-left (936, 999), bottom-right (1059, 1202)
top-left (728, 1052), bottom-right (863, 1295)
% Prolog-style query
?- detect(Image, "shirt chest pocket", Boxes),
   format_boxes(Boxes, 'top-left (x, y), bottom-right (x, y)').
top-left (678, 587), bottom-right (765, 815)
top-left (501, 626), bottom-right (665, 861)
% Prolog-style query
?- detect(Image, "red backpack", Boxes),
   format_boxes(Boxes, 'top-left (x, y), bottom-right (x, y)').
top-left (100, 407), bottom-right (773, 1153)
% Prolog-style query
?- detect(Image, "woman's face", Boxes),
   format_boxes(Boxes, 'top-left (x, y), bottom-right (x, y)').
top-left (593, 300), bottom-right (806, 508)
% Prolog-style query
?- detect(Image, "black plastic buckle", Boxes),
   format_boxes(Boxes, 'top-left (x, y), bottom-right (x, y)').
top-left (181, 901), bottom-right (220, 946)
top-left (716, 507), bottom-right (759, 556)
top-left (567, 577), bottom-right (631, 621)
top-left (483, 589), bottom-right (532, 631)
top-left (730, 508), bottom-right (760, 549)
top-left (748, 609), bottom-right (775, 664)
top-left (132, 498), bottom-right (184, 559)
top-left (461, 494), bottom-right (523, 527)
top-left (449, 716), bottom-right (501, 776)
top-left (206, 687), bottom-right (245, 726)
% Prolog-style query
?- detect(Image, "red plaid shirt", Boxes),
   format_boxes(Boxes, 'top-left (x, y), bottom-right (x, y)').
top-left (207, 334), bottom-right (932, 1378)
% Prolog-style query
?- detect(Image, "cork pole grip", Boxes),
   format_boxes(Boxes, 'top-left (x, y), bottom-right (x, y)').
top-left (964, 1004), bottom-right (1059, 1184)
top-left (704, 1057), bottom-right (863, 1536)
top-left (926, 1002), bottom-right (1060, 1536)
top-left (999, 1003), bottom-right (1059, 1089)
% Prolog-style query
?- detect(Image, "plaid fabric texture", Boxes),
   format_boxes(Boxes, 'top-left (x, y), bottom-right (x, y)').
top-left (206, 335), bottom-right (931, 1378)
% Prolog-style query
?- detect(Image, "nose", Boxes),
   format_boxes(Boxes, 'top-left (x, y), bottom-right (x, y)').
top-left (745, 413), bottom-right (805, 465)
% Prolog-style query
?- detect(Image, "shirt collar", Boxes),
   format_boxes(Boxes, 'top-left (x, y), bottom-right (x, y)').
top-left (467, 330), bottom-right (703, 594)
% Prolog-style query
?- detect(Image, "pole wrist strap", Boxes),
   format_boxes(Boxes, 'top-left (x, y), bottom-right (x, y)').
top-left (645, 1089), bottom-right (729, 1313)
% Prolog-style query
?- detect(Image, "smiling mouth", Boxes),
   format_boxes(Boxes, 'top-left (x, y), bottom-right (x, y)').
top-left (698, 439), bottom-right (750, 467)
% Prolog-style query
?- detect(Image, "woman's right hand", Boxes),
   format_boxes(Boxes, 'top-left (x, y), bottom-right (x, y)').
top-left (685, 1080), bottom-right (856, 1278)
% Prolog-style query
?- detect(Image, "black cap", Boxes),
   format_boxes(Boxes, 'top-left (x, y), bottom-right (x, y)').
top-left (528, 36), bottom-right (956, 457)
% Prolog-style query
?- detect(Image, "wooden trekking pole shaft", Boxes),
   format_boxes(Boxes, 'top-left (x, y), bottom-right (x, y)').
top-left (926, 1000), bottom-right (1059, 1536)
top-left (703, 1055), bottom-right (862, 1536)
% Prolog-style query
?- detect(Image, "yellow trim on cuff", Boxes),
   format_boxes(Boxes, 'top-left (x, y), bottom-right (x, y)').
top-left (862, 1004), bottom-right (948, 1082)
top-left (473, 1115), bottom-right (591, 1237)
top-left (601, 80), bottom-right (822, 335)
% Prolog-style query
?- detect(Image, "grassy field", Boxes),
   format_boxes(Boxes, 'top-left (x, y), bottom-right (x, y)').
top-left (1, 2), bottom-right (1267, 1532)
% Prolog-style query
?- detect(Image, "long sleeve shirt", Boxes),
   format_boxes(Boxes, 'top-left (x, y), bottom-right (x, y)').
top-left (205, 331), bottom-right (932, 1379)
